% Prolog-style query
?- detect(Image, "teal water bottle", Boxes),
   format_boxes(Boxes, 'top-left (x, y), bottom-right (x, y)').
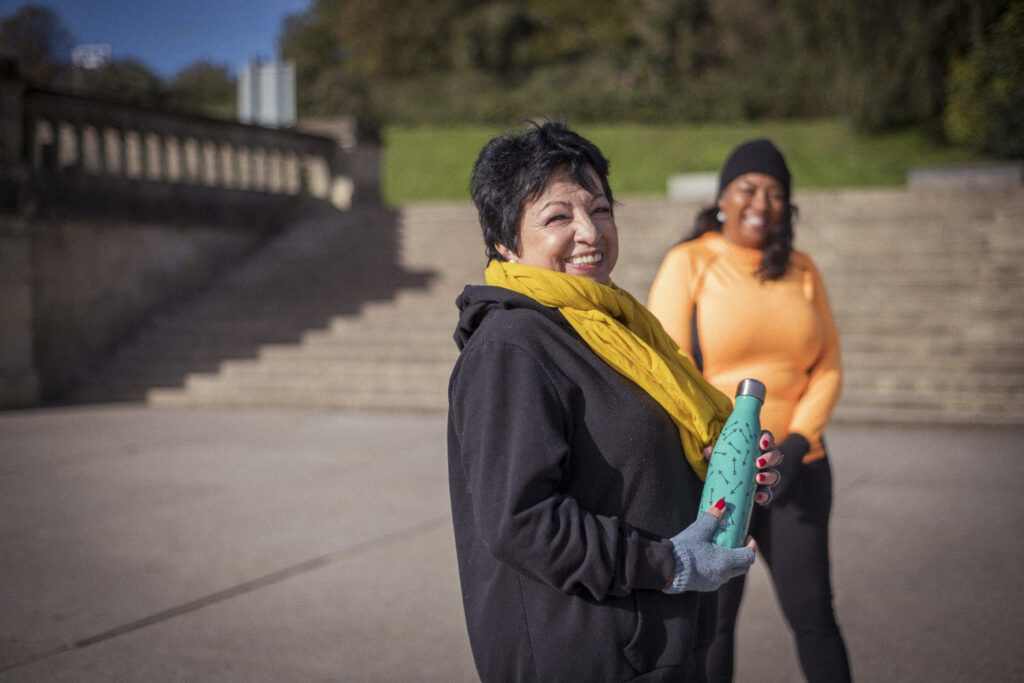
top-left (698, 379), bottom-right (766, 548)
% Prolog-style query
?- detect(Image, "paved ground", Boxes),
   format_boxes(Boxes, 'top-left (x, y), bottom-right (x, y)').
top-left (0, 404), bottom-right (1021, 682)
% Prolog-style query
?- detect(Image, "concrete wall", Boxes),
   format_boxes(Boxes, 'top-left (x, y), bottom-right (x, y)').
top-left (0, 219), bottom-right (38, 407)
top-left (0, 76), bottom-right (374, 408)
top-left (28, 217), bottom-right (272, 402)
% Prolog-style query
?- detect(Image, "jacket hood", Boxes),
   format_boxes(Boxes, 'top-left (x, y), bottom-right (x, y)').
top-left (453, 285), bottom-right (565, 350)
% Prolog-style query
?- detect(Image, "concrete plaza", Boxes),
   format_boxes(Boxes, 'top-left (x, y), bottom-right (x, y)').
top-left (0, 404), bottom-right (1021, 681)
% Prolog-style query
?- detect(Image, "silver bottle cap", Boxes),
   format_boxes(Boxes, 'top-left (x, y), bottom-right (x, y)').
top-left (736, 378), bottom-right (766, 401)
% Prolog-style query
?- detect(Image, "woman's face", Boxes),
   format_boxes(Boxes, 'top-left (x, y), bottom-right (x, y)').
top-left (717, 172), bottom-right (787, 250)
top-left (498, 166), bottom-right (618, 284)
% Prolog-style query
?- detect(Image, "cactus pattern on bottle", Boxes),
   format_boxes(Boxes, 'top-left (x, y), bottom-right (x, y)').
top-left (698, 379), bottom-right (766, 548)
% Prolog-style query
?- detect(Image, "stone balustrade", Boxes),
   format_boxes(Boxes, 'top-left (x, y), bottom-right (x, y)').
top-left (1, 78), bottom-right (363, 222)
top-left (0, 73), bottom-right (378, 408)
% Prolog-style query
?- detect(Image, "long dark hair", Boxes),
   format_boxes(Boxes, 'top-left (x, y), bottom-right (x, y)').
top-left (683, 202), bottom-right (798, 281)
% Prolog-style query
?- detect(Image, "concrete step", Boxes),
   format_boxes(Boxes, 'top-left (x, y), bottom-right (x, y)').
top-left (836, 316), bottom-right (1024, 339)
top-left (833, 299), bottom-right (1024, 317)
top-left (213, 357), bottom-right (453, 383)
top-left (797, 188), bottom-right (1024, 220)
top-left (832, 402), bottom-right (1024, 426)
top-left (260, 339), bottom-right (457, 362)
top-left (86, 342), bottom-right (455, 380)
top-left (836, 388), bottom-right (1024, 415)
top-left (841, 351), bottom-right (1024, 374)
top-left (102, 319), bottom-right (457, 360)
top-left (323, 316), bottom-right (456, 338)
top-left (68, 189), bottom-right (1024, 424)
top-left (147, 384), bottom-right (449, 411)
top-left (823, 258), bottom-right (1024, 277)
top-left (844, 368), bottom-right (1024, 394)
top-left (839, 334), bottom-right (1024, 356)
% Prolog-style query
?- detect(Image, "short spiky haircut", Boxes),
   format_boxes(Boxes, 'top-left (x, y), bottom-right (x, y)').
top-left (470, 119), bottom-right (614, 262)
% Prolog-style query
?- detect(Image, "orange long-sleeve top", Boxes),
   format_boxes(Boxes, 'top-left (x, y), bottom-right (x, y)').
top-left (647, 231), bottom-right (842, 462)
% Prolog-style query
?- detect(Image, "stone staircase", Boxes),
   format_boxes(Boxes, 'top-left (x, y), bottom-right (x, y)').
top-left (62, 204), bottom-right (463, 411)
top-left (65, 189), bottom-right (1024, 426)
top-left (612, 189), bottom-right (1024, 426)
top-left (801, 190), bottom-right (1024, 425)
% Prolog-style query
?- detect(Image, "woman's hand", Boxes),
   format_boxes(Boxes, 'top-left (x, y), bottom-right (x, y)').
top-left (665, 433), bottom-right (781, 594)
top-left (664, 498), bottom-right (756, 593)
top-left (754, 430), bottom-right (781, 504)
top-left (702, 429), bottom-right (782, 505)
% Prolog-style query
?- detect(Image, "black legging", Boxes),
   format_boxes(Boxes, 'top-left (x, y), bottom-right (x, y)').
top-left (706, 457), bottom-right (852, 682)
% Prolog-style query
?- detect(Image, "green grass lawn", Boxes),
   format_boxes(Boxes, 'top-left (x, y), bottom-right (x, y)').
top-left (381, 119), bottom-right (992, 205)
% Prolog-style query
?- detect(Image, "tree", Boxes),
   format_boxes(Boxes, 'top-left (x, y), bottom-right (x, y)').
top-left (700, 0), bottom-right (844, 120)
top-left (73, 57), bottom-right (167, 108)
top-left (280, 0), bottom-right (351, 117)
top-left (832, 0), bottom-right (966, 131)
top-left (629, 0), bottom-right (715, 89)
top-left (944, 1), bottom-right (1024, 156)
top-left (450, 2), bottom-right (544, 82)
top-left (0, 4), bottom-right (74, 87)
top-left (275, 0), bottom-right (1017, 131)
top-left (167, 61), bottom-right (236, 119)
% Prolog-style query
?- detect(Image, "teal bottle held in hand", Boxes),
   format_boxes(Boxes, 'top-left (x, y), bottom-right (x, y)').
top-left (698, 379), bottom-right (766, 548)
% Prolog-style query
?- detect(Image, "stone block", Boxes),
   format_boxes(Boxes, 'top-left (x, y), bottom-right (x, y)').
top-left (666, 173), bottom-right (717, 201)
top-left (0, 231), bottom-right (34, 396)
top-left (907, 162), bottom-right (1023, 191)
top-left (0, 369), bottom-right (39, 408)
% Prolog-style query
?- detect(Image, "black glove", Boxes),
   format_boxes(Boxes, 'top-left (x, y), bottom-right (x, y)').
top-left (769, 433), bottom-right (810, 505)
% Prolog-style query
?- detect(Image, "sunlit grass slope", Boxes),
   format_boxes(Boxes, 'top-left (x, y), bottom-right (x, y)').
top-left (382, 119), bottom-right (991, 205)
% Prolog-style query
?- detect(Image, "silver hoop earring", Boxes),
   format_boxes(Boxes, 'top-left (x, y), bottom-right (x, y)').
top-left (716, 210), bottom-right (726, 223)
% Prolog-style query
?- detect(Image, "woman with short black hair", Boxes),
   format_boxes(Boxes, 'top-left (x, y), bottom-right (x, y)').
top-left (447, 121), bottom-right (782, 682)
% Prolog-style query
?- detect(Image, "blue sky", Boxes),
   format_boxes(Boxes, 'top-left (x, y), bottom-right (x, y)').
top-left (0, 0), bottom-right (313, 78)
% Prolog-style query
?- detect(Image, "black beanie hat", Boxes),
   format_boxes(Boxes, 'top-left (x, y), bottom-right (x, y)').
top-left (717, 139), bottom-right (791, 198)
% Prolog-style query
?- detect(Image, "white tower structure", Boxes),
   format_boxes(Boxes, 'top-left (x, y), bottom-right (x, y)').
top-left (238, 59), bottom-right (296, 128)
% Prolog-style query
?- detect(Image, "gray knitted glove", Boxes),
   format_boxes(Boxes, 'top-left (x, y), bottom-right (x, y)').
top-left (663, 511), bottom-right (755, 594)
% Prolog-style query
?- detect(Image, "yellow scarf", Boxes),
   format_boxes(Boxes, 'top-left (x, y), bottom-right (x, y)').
top-left (486, 260), bottom-right (732, 480)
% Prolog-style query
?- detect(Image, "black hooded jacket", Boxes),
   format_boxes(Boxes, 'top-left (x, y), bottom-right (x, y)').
top-left (447, 284), bottom-right (715, 682)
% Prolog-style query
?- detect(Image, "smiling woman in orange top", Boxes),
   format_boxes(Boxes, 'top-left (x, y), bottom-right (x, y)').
top-left (648, 139), bottom-right (852, 683)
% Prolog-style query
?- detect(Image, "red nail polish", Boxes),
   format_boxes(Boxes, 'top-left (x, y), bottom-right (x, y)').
top-left (715, 498), bottom-right (726, 511)
top-left (757, 457), bottom-right (767, 467)
top-left (760, 438), bottom-right (770, 449)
